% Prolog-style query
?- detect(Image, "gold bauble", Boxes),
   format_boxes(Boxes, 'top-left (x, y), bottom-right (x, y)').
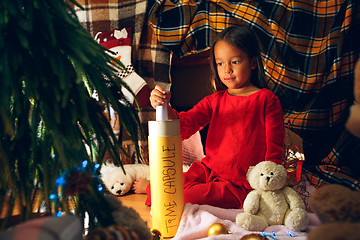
top-left (240, 233), bottom-right (268, 240)
top-left (207, 223), bottom-right (229, 236)
top-left (150, 228), bottom-right (162, 240)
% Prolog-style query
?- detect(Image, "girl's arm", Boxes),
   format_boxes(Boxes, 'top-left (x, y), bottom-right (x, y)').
top-left (151, 85), bottom-right (213, 140)
top-left (150, 85), bottom-right (178, 119)
top-left (264, 94), bottom-right (286, 164)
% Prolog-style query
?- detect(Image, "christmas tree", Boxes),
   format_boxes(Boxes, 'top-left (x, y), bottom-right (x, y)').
top-left (0, 0), bottom-right (142, 231)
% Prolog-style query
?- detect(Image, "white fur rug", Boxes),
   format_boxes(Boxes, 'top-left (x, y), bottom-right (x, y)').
top-left (172, 203), bottom-right (321, 240)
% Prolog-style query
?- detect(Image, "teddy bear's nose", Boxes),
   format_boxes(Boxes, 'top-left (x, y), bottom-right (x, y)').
top-left (266, 176), bottom-right (270, 181)
top-left (116, 190), bottom-right (122, 194)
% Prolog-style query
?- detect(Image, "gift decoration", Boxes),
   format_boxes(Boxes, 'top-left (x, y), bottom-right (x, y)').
top-left (283, 144), bottom-right (304, 185)
top-left (95, 28), bottom-right (150, 109)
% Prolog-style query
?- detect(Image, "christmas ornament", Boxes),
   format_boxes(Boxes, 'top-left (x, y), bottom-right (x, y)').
top-left (150, 228), bottom-right (162, 240)
top-left (65, 170), bottom-right (92, 196)
top-left (241, 233), bottom-right (269, 240)
top-left (50, 160), bottom-right (104, 217)
top-left (207, 223), bottom-right (231, 236)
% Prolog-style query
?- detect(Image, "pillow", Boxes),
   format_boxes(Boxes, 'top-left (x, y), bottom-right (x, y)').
top-left (182, 131), bottom-right (205, 166)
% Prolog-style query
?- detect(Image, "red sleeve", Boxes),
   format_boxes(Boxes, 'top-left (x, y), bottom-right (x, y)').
top-left (264, 93), bottom-right (285, 164)
top-left (177, 94), bottom-right (214, 140)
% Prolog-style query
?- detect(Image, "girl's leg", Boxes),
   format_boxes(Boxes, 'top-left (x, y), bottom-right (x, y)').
top-left (144, 161), bottom-right (249, 208)
top-left (183, 161), bottom-right (249, 209)
top-left (183, 180), bottom-right (247, 209)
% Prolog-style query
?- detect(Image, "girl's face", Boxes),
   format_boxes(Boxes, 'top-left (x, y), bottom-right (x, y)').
top-left (214, 40), bottom-right (256, 95)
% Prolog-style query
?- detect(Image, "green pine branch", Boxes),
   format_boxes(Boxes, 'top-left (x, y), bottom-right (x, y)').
top-left (0, 0), bottom-right (143, 231)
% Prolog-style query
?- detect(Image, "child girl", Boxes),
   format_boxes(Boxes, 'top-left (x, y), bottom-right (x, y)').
top-left (133, 24), bottom-right (285, 209)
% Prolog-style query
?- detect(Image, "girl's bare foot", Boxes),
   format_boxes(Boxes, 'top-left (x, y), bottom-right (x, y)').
top-left (132, 178), bottom-right (150, 194)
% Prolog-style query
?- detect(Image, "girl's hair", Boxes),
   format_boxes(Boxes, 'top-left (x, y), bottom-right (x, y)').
top-left (210, 24), bottom-right (268, 91)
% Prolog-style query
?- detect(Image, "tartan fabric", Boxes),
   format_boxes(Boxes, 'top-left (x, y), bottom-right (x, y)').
top-left (74, 0), bottom-right (147, 47)
top-left (146, 0), bottom-right (360, 189)
top-left (71, 0), bottom-right (360, 189)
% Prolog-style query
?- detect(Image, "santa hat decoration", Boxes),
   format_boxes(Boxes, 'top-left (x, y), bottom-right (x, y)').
top-left (95, 28), bottom-right (150, 109)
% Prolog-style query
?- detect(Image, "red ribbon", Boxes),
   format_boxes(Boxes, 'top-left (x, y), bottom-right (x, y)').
top-left (296, 159), bottom-right (303, 182)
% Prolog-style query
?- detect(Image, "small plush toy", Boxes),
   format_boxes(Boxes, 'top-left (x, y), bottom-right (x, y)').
top-left (236, 161), bottom-right (309, 231)
top-left (85, 194), bottom-right (152, 240)
top-left (100, 163), bottom-right (150, 196)
top-left (307, 184), bottom-right (360, 240)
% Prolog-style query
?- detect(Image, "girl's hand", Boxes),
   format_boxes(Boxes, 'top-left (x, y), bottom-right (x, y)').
top-left (150, 85), bottom-right (171, 109)
top-left (150, 85), bottom-right (178, 119)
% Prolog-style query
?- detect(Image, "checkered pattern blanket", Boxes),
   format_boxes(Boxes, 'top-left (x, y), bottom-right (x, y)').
top-left (73, 0), bottom-right (360, 190)
top-left (146, 0), bottom-right (360, 190)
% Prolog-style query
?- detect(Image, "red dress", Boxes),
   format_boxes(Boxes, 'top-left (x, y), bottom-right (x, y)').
top-left (146, 89), bottom-right (285, 208)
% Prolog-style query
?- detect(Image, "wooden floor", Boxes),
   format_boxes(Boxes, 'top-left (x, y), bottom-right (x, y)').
top-left (119, 193), bottom-right (152, 228)
top-left (1, 192), bottom-right (152, 229)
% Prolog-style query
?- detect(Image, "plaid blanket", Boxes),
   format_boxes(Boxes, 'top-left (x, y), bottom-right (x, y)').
top-left (72, 0), bottom-right (360, 190)
top-left (147, 0), bottom-right (360, 189)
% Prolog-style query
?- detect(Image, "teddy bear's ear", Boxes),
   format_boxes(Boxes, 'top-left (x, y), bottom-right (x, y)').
top-left (277, 163), bottom-right (287, 174)
top-left (246, 166), bottom-right (254, 178)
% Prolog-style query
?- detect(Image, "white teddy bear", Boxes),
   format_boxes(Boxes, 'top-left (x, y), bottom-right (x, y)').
top-left (100, 163), bottom-right (150, 196)
top-left (236, 161), bottom-right (309, 231)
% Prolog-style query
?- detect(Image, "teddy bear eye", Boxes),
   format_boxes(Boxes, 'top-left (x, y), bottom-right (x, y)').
top-left (260, 173), bottom-right (264, 176)
top-left (120, 183), bottom-right (124, 186)
top-left (111, 186), bottom-right (114, 189)
top-left (270, 172), bottom-right (274, 175)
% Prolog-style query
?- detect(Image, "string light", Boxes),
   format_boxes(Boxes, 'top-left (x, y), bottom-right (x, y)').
top-left (82, 160), bottom-right (88, 168)
top-left (287, 231), bottom-right (295, 237)
top-left (93, 163), bottom-right (100, 175)
top-left (49, 194), bottom-right (56, 200)
top-left (261, 232), bottom-right (278, 240)
top-left (56, 176), bottom-right (66, 185)
top-left (260, 231), bottom-right (296, 239)
top-left (56, 211), bottom-right (63, 217)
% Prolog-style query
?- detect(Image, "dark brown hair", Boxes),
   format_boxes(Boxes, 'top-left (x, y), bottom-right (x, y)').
top-left (210, 24), bottom-right (268, 91)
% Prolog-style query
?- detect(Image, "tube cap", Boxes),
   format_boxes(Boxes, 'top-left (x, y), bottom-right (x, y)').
top-left (156, 103), bottom-right (168, 121)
